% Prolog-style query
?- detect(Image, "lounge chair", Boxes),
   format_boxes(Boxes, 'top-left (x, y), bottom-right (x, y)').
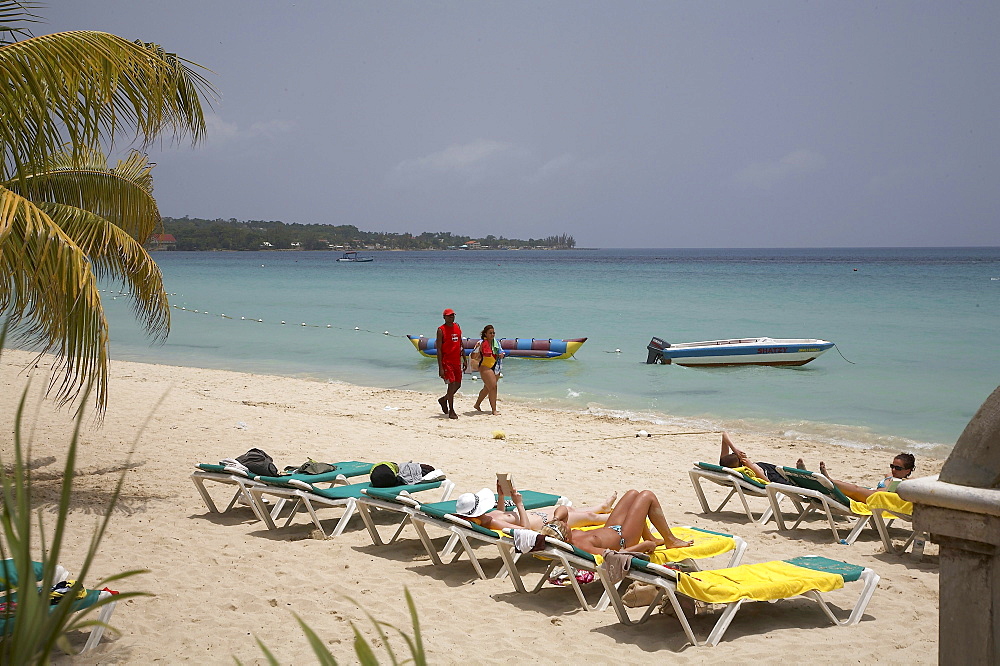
top-left (359, 489), bottom-right (569, 591)
top-left (865, 490), bottom-right (925, 555)
top-left (0, 560), bottom-right (119, 654)
top-left (765, 466), bottom-right (876, 544)
top-left (190, 460), bottom-right (373, 521)
top-left (511, 526), bottom-right (747, 613)
top-left (247, 477), bottom-right (453, 538)
top-left (688, 462), bottom-right (792, 524)
top-left (604, 554), bottom-right (879, 646)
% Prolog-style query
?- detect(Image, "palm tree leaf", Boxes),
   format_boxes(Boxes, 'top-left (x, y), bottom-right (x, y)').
top-left (0, 30), bottom-right (214, 183)
top-left (0, 185), bottom-right (108, 409)
top-left (7, 147), bottom-right (160, 242)
top-left (0, 2), bottom-right (41, 46)
top-left (39, 201), bottom-right (169, 340)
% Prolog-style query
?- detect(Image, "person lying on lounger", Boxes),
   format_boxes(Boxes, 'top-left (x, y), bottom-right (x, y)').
top-left (798, 452), bottom-right (916, 502)
top-left (717, 431), bottom-right (784, 483)
top-left (454, 482), bottom-right (617, 531)
top-left (539, 489), bottom-right (693, 556)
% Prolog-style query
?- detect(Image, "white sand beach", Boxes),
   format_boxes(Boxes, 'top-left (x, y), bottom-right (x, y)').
top-left (1, 349), bottom-right (943, 664)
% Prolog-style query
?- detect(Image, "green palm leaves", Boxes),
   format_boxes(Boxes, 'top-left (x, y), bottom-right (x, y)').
top-left (0, 1), bottom-right (215, 411)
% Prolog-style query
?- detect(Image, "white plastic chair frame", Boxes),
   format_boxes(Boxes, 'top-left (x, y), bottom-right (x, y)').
top-left (603, 558), bottom-right (880, 647)
top-left (510, 530), bottom-right (748, 615)
top-left (765, 477), bottom-right (872, 544)
top-left (248, 480), bottom-right (453, 539)
top-left (405, 497), bottom-right (571, 586)
top-left (869, 506), bottom-right (925, 555)
top-left (688, 466), bottom-right (787, 524)
top-left (352, 482), bottom-right (457, 546)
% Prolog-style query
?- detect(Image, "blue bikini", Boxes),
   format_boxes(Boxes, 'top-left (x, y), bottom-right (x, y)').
top-left (608, 524), bottom-right (626, 549)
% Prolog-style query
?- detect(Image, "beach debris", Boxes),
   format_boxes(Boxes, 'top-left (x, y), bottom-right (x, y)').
top-left (636, 430), bottom-right (650, 437)
top-left (383, 406), bottom-right (399, 411)
top-left (492, 430), bottom-right (506, 440)
top-left (236, 421), bottom-right (248, 430)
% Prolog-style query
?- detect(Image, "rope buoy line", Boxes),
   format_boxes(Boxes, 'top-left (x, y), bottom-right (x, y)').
top-left (100, 290), bottom-right (408, 338)
top-left (545, 430), bottom-right (721, 444)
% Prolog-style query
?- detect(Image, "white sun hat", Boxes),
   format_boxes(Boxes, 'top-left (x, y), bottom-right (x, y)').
top-left (454, 488), bottom-right (497, 517)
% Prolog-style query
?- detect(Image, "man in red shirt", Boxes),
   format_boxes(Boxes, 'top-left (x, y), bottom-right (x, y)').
top-left (436, 308), bottom-right (466, 419)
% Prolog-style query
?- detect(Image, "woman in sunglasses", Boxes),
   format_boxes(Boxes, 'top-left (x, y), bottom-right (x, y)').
top-left (801, 452), bottom-right (915, 501)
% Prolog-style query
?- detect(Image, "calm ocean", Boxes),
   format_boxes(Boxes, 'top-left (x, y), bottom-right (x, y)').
top-left (99, 248), bottom-right (1000, 459)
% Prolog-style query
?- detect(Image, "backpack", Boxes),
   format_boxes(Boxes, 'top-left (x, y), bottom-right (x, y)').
top-left (236, 448), bottom-right (278, 477)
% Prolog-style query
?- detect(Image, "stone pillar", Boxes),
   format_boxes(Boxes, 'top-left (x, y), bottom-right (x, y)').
top-left (899, 386), bottom-right (1000, 665)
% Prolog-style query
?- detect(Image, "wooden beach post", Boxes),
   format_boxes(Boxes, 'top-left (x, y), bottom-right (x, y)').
top-left (899, 386), bottom-right (1000, 664)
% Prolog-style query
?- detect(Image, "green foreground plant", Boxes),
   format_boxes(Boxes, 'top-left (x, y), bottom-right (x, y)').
top-left (246, 587), bottom-right (427, 666)
top-left (0, 330), bottom-right (147, 661)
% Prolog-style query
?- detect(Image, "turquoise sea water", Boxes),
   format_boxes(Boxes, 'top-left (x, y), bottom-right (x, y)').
top-left (98, 248), bottom-right (999, 459)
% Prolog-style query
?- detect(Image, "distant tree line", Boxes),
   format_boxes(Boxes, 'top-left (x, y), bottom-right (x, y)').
top-left (158, 217), bottom-right (576, 251)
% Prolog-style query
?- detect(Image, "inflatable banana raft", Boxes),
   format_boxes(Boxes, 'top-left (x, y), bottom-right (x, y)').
top-left (407, 335), bottom-right (587, 360)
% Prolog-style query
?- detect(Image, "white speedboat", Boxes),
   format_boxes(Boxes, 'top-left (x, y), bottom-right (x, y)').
top-left (646, 336), bottom-right (834, 367)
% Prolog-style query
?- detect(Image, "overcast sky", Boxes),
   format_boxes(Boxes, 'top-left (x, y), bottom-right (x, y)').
top-left (43, 1), bottom-right (999, 247)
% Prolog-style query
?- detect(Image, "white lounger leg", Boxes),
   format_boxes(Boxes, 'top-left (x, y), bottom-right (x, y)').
top-left (80, 591), bottom-right (117, 653)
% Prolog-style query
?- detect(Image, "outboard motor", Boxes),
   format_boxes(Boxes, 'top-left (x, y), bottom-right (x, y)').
top-left (646, 337), bottom-right (670, 364)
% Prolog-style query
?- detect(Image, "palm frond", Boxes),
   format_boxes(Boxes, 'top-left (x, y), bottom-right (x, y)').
top-left (0, 1), bottom-right (41, 46)
top-left (40, 201), bottom-right (169, 340)
top-left (0, 30), bottom-right (216, 183)
top-left (6, 147), bottom-right (160, 242)
top-left (0, 185), bottom-right (108, 410)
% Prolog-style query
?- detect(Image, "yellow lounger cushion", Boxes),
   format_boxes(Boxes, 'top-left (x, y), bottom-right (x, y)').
top-left (677, 560), bottom-right (844, 604)
top-left (590, 526), bottom-right (736, 566)
top-left (864, 491), bottom-right (913, 515)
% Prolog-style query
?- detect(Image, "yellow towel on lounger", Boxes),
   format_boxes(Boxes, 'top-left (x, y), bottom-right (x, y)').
top-left (864, 491), bottom-right (913, 515)
top-left (590, 526), bottom-right (735, 566)
top-left (648, 526), bottom-right (736, 565)
top-left (677, 560), bottom-right (844, 604)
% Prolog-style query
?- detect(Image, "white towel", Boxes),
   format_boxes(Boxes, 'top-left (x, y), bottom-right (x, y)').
top-left (511, 529), bottom-right (546, 553)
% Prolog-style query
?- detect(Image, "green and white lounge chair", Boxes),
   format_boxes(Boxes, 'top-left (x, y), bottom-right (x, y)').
top-left (0, 560), bottom-right (120, 654)
top-left (689, 462), bottom-right (792, 524)
top-left (190, 460), bottom-right (372, 521)
top-left (865, 489), bottom-right (925, 555)
top-left (411, 490), bottom-right (569, 586)
top-left (604, 554), bottom-right (879, 647)
top-left (510, 526), bottom-right (748, 614)
top-left (765, 466), bottom-right (875, 544)
top-left (247, 477), bottom-right (453, 538)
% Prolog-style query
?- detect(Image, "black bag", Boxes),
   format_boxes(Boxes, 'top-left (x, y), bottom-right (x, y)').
top-left (370, 461), bottom-right (403, 488)
top-left (236, 448), bottom-right (278, 477)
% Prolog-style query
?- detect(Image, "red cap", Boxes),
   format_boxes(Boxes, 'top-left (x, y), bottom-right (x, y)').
top-left (442, 308), bottom-right (456, 316)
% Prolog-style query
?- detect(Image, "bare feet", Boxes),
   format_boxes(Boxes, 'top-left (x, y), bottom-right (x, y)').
top-left (598, 491), bottom-right (618, 514)
top-left (819, 461), bottom-right (829, 477)
top-left (438, 397), bottom-right (448, 414)
top-left (796, 458), bottom-right (806, 470)
top-left (662, 536), bottom-right (694, 549)
top-left (473, 402), bottom-right (483, 411)
top-left (448, 411), bottom-right (458, 420)
top-left (491, 410), bottom-right (501, 415)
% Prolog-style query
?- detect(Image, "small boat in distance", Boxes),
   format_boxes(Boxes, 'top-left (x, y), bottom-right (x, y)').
top-left (336, 251), bottom-right (373, 262)
top-left (646, 336), bottom-right (834, 367)
top-left (408, 335), bottom-right (587, 360)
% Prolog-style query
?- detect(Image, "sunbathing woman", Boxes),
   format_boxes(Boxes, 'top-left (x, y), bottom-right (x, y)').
top-left (718, 431), bottom-right (784, 484)
top-left (798, 452), bottom-right (915, 502)
top-left (539, 489), bottom-right (693, 556)
top-left (454, 482), bottom-right (617, 531)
